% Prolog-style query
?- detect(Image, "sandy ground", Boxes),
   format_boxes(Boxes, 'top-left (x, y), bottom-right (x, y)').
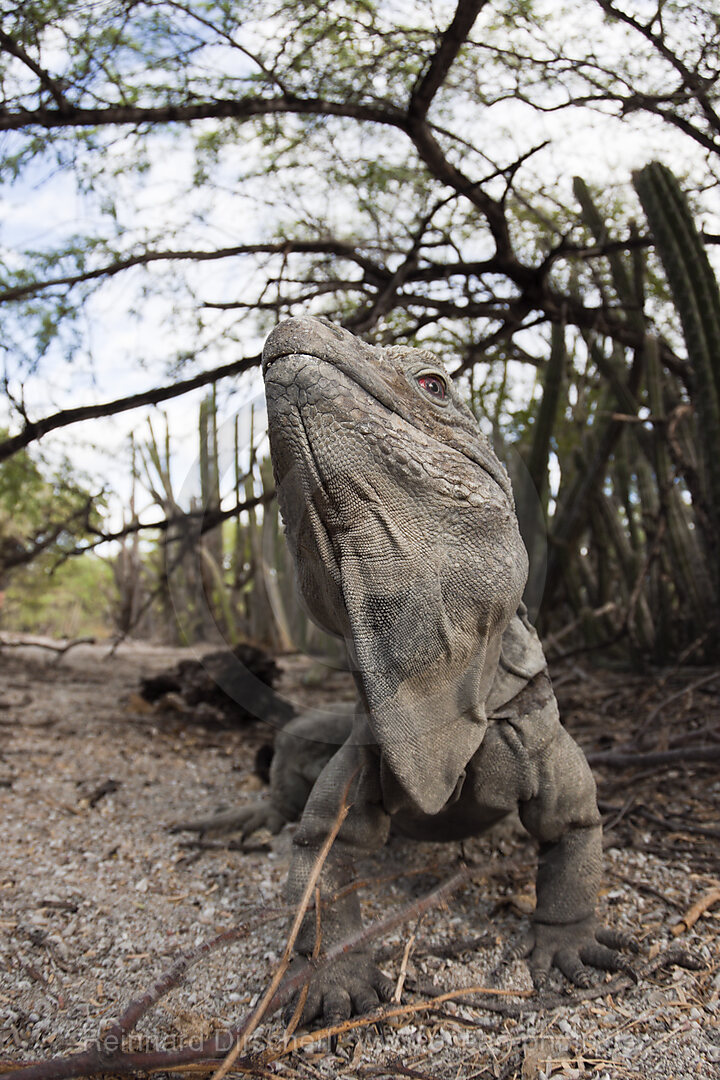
top-left (0, 638), bottom-right (718, 1079)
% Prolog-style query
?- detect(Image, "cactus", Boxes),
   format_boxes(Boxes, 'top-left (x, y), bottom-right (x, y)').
top-left (545, 375), bottom-right (633, 603)
top-left (526, 321), bottom-right (565, 508)
top-left (645, 335), bottom-right (714, 631)
top-left (633, 162), bottom-right (720, 597)
top-left (515, 322), bottom-right (565, 613)
top-left (199, 388), bottom-right (222, 566)
top-left (198, 389), bottom-right (228, 635)
top-left (573, 177), bottom-right (645, 335)
top-left (546, 166), bottom-right (720, 659)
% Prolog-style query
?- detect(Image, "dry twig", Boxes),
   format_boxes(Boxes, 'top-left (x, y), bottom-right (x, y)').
top-left (634, 670), bottom-right (720, 741)
top-left (672, 886), bottom-right (720, 936)
top-left (393, 928), bottom-right (417, 1004)
top-left (209, 774), bottom-right (356, 1080)
top-left (259, 984), bottom-right (534, 1066)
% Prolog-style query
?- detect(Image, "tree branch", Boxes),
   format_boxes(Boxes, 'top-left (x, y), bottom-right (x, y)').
top-left (75, 490), bottom-right (276, 557)
top-left (594, 0), bottom-right (720, 139)
top-left (0, 94), bottom-right (407, 133)
top-left (406, 119), bottom-right (523, 274)
top-left (0, 495), bottom-right (96, 572)
top-left (0, 29), bottom-right (70, 111)
top-left (0, 241), bottom-right (387, 305)
top-left (0, 354), bottom-right (261, 463)
top-left (409, 0), bottom-right (490, 118)
top-left (0, 49), bottom-right (522, 283)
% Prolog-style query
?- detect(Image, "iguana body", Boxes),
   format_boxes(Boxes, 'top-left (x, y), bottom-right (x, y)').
top-left (179, 614), bottom-right (548, 836)
top-left (185, 315), bottom-right (635, 1022)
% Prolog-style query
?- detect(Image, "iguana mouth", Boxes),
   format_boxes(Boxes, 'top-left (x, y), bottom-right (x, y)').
top-left (263, 348), bottom-right (379, 421)
top-left (262, 315), bottom-right (349, 374)
top-left (261, 350), bottom-right (291, 374)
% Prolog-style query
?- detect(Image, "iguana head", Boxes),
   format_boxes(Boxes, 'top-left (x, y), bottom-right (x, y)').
top-left (263, 316), bottom-right (527, 814)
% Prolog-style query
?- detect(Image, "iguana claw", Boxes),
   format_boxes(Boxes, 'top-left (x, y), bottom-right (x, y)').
top-left (518, 916), bottom-right (639, 989)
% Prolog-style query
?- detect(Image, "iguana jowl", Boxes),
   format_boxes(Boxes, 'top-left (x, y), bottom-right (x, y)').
top-left (258, 315), bottom-right (635, 1023)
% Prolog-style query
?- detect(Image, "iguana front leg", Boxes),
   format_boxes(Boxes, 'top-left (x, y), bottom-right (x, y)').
top-left (285, 739), bottom-right (393, 1024)
top-left (518, 721), bottom-right (638, 987)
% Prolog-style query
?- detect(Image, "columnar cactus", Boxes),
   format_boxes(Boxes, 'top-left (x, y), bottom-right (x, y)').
top-left (632, 162), bottom-right (720, 577)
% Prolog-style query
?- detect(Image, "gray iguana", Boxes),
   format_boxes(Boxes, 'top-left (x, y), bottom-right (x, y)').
top-left (181, 315), bottom-right (637, 1023)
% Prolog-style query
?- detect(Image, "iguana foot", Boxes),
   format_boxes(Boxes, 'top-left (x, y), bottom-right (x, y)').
top-left (515, 917), bottom-right (639, 989)
top-left (283, 952), bottom-right (394, 1027)
top-left (169, 800), bottom-right (287, 838)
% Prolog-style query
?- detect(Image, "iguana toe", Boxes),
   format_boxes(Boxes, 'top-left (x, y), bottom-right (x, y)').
top-left (169, 800), bottom-right (287, 839)
top-left (238, 804), bottom-right (287, 837)
top-left (284, 952), bottom-right (390, 1028)
top-left (596, 926), bottom-right (640, 953)
top-left (580, 942), bottom-right (638, 982)
top-left (506, 931), bottom-right (534, 962)
top-left (323, 987), bottom-right (353, 1023)
top-left (374, 971), bottom-right (395, 1002)
top-left (529, 959), bottom-right (551, 990)
top-left (555, 947), bottom-right (593, 987)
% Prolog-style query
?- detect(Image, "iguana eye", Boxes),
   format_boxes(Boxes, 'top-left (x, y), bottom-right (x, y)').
top-left (416, 373), bottom-right (447, 400)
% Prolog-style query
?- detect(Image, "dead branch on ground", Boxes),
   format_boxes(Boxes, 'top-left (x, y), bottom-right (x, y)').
top-left (586, 746), bottom-right (720, 768)
top-left (0, 637), bottom-right (95, 663)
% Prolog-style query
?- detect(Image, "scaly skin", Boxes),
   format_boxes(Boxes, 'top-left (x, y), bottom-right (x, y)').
top-left (257, 316), bottom-right (637, 1024)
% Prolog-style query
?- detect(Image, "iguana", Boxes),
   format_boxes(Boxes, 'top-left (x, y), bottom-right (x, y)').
top-left (181, 315), bottom-right (637, 1023)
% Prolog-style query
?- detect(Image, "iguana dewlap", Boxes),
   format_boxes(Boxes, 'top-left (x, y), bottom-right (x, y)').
top-left (258, 316), bottom-right (636, 1024)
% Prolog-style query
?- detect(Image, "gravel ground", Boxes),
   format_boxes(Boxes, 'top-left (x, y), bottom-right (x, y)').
top-left (0, 639), bottom-right (718, 1079)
